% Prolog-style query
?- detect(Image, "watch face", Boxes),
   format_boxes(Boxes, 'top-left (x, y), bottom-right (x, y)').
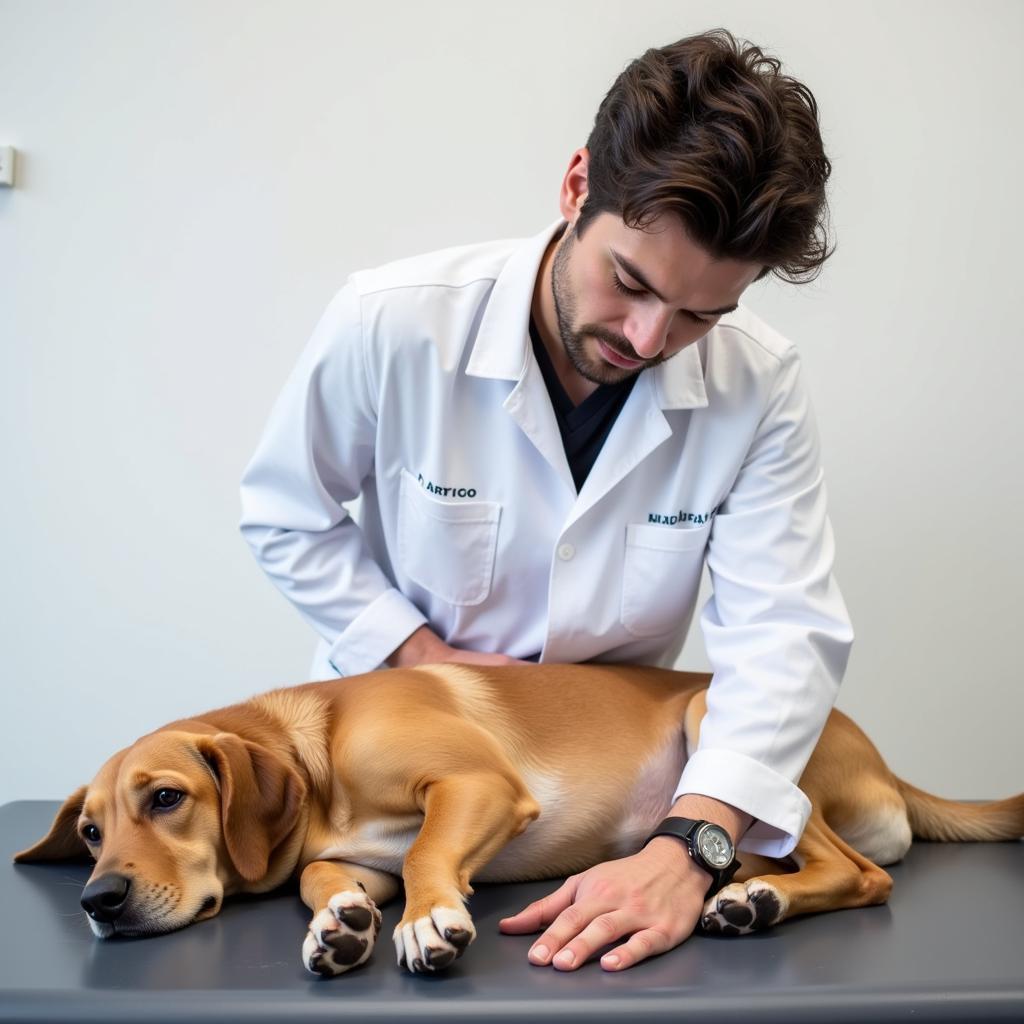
top-left (696, 824), bottom-right (733, 868)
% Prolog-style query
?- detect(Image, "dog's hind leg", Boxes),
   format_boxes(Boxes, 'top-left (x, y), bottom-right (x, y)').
top-left (300, 860), bottom-right (400, 977)
top-left (394, 772), bottom-right (540, 974)
top-left (701, 812), bottom-right (893, 936)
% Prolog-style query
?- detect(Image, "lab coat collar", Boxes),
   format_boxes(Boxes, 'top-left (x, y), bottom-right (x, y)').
top-left (653, 342), bottom-right (708, 410)
top-left (466, 219), bottom-right (709, 412)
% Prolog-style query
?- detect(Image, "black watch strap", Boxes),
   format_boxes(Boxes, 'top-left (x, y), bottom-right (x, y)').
top-left (644, 816), bottom-right (741, 898)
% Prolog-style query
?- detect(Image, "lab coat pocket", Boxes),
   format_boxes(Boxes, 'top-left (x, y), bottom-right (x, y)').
top-left (398, 469), bottom-right (501, 606)
top-left (621, 521), bottom-right (712, 638)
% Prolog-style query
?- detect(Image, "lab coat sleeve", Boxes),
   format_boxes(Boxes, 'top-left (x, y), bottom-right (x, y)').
top-left (238, 281), bottom-right (427, 677)
top-left (672, 346), bottom-right (854, 857)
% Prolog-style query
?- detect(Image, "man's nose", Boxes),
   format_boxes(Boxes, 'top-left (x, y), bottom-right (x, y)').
top-left (81, 873), bottom-right (132, 923)
top-left (625, 306), bottom-right (674, 359)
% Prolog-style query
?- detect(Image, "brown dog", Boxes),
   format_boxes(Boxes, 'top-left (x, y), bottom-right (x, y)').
top-left (14, 664), bottom-right (1024, 975)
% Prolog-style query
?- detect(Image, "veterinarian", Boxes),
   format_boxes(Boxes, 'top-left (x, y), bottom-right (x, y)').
top-left (239, 29), bottom-right (853, 973)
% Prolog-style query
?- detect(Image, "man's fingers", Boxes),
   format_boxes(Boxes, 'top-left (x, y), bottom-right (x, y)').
top-left (498, 879), bottom-right (578, 934)
top-left (544, 910), bottom-right (640, 971)
top-left (600, 926), bottom-right (678, 971)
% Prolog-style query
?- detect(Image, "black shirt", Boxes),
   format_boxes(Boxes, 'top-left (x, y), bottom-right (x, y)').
top-left (529, 316), bottom-right (638, 492)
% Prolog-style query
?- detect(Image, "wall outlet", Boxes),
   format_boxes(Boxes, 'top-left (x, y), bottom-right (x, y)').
top-left (0, 147), bottom-right (16, 187)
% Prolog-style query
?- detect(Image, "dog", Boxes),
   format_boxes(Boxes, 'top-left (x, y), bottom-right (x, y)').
top-left (14, 663), bottom-right (1024, 975)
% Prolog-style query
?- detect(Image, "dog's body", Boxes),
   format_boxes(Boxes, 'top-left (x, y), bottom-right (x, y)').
top-left (15, 664), bottom-right (1024, 975)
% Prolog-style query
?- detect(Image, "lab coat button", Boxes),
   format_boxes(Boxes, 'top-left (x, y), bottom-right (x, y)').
top-left (557, 543), bottom-right (575, 561)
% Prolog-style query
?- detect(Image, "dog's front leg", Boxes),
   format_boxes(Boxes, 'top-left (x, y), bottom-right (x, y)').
top-left (300, 860), bottom-right (400, 976)
top-left (396, 772), bottom-right (539, 974)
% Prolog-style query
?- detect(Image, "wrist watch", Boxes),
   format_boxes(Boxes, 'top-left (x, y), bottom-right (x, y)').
top-left (643, 816), bottom-right (741, 898)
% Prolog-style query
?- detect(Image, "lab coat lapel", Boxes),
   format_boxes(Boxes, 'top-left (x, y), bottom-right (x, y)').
top-left (465, 218), bottom-right (576, 495)
top-left (503, 358), bottom-right (577, 495)
top-left (564, 371), bottom-right (670, 528)
top-left (465, 219), bottom-right (564, 382)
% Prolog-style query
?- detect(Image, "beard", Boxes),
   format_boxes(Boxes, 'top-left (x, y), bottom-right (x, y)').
top-left (550, 223), bottom-right (665, 387)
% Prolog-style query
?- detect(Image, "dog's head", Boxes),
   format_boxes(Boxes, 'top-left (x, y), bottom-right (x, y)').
top-left (14, 729), bottom-right (306, 938)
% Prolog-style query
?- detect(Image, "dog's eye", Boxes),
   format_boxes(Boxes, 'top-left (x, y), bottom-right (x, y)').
top-left (152, 788), bottom-right (184, 811)
top-left (82, 824), bottom-right (101, 844)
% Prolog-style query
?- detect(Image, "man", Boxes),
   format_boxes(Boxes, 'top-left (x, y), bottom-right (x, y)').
top-left (239, 28), bottom-right (853, 972)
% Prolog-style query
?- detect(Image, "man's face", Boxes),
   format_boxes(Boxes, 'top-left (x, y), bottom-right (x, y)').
top-left (550, 211), bottom-right (763, 387)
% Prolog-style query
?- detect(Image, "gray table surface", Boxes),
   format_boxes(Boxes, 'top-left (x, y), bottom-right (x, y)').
top-left (2, 800), bottom-right (1022, 1023)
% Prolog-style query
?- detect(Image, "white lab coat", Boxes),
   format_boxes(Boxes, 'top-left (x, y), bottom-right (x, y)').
top-left (239, 219), bottom-right (854, 857)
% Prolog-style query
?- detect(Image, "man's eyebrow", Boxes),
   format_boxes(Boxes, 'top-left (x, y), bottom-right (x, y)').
top-left (609, 248), bottom-right (738, 317)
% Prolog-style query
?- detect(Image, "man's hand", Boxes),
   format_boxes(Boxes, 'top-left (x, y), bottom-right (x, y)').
top-left (385, 625), bottom-right (529, 669)
top-left (498, 837), bottom-right (711, 971)
top-left (500, 794), bottom-right (752, 972)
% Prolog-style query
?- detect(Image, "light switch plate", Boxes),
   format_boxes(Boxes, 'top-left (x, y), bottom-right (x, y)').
top-left (0, 147), bottom-right (16, 187)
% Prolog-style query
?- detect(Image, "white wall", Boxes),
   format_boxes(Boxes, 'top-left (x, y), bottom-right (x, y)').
top-left (1, 0), bottom-right (1021, 807)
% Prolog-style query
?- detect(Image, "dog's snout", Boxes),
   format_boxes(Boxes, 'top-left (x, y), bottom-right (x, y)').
top-left (81, 874), bottom-right (132, 923)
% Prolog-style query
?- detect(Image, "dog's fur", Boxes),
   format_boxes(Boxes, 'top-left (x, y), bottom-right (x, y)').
top-left (14, 664), bottom-right (1024, 975)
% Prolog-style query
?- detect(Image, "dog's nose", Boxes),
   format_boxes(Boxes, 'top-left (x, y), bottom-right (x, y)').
top-left (81, 874), bottom-right (132, 923)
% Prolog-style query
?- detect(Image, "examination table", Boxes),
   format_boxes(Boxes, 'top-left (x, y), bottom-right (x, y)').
top-left (2, 800), bottom-right (1021, 1023)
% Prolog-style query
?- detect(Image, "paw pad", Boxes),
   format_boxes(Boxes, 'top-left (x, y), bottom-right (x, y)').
top-left (394, 905), bottom-right (476, 974)
top-left (701, 880), bottom-right (784, 936)
top-left (303, 889), bottom-right (382, 977)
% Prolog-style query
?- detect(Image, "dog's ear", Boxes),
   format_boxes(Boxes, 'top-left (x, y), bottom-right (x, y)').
top-left (196, 734), bottom-right (306, 883)
top-left (13, 786), bottom-right (89, 863)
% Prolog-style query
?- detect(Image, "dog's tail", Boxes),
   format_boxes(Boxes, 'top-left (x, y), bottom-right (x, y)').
top-left (895, 778), bottom-right (1024, 842)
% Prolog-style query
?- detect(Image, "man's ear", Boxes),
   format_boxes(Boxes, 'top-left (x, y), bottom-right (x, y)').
top-left (13, 786), bottom-right (89, 863)
top-left (559, 146), bottom-right (590, 224)
top-left (196, 734), bottom-right (306, 883)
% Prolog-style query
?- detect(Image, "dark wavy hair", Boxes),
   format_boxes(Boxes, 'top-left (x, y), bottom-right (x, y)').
top-left (579, 29), bottom-right (834, 283)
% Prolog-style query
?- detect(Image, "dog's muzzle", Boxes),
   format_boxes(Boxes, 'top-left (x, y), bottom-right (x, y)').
top-left (81, 874), bottom-right (132, 923)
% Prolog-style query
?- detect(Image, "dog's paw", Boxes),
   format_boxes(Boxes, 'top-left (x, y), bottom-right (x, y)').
top-left (701, 879), bottom-right (786, 936)
top-left (393, 904), bottom-right (475, 974)
top-left (303, 890), bottom-right (382, 977)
